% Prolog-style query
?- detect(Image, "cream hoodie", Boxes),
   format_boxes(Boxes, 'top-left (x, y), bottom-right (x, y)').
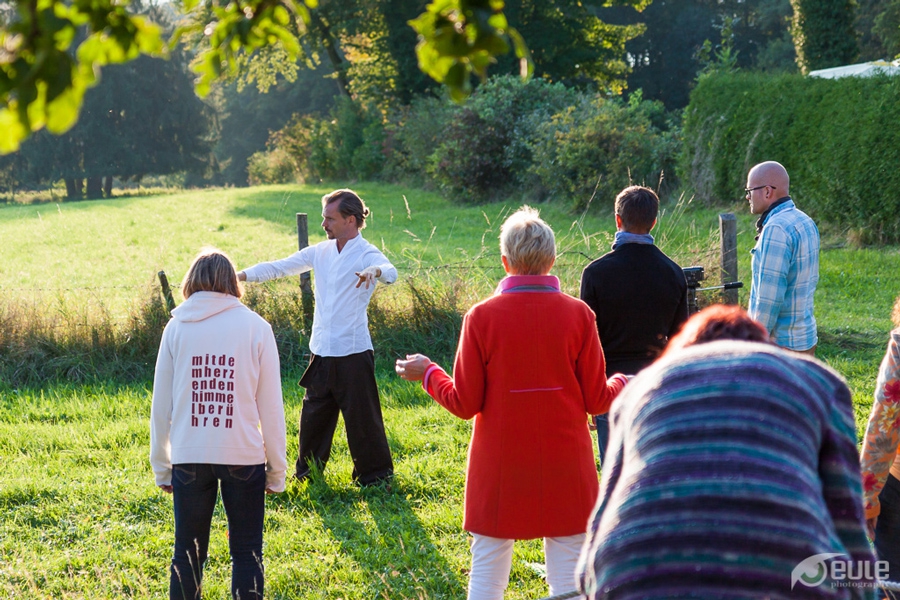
top-left (150, 292), bottom-right (287, 492)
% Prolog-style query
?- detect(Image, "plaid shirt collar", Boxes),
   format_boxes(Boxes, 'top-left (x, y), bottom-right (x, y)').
top-left (755, 196), bottom-right (793, 240)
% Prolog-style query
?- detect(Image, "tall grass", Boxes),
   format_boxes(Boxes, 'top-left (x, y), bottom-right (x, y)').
top-left (0, 285), bottom-right (169, 387)
top-left (0, 276), bottom-right (468, 389)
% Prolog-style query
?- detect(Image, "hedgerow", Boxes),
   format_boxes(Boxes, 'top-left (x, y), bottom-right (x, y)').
top-left (681, 70), bottom-right (900, 242)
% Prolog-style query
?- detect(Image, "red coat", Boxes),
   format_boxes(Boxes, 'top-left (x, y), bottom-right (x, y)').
top-left (424, 275), bottom-right (624, 539)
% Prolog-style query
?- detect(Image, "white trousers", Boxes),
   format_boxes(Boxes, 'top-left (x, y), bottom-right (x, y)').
top-left (467, 533), bottom-right (585, 600)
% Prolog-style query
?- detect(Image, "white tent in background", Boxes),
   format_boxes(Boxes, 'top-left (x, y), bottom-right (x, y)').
top-left (808, 59), bottom-right (900, 79)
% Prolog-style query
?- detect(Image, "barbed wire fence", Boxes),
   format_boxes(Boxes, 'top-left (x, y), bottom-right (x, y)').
top-left (0, 253), bottom-right (648, 306)
top-left (0, 247), bottom-right (733, 327)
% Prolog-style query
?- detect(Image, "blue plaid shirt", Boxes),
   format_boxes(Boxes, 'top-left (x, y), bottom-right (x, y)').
top-left (749, 198), bottom-right (819, 351)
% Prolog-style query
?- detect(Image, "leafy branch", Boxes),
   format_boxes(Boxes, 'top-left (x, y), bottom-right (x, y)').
top-left (0, 0), bottom-right (530, 153)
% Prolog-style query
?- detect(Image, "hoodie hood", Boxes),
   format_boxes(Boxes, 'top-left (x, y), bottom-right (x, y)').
top-left (171, 291), bottom-right (244, 323)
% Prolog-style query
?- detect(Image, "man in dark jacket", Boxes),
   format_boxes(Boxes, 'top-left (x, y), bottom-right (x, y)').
top-left (580, 185), bottom-right (688, 464)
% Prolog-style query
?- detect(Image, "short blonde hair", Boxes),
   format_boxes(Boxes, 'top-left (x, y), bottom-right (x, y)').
top-left (499, 206), bottom-right (556, 275)
top-left (182, 248), bottom-right (243, 299)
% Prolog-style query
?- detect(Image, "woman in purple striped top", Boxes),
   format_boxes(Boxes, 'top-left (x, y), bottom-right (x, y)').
top-left (576, 305), bottom-right (875, 599)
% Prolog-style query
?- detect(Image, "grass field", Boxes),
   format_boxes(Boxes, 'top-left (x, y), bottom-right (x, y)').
top-left (0, 183), bottom-right (727, 313)
top-left (2, 183), bottom-right (900, 598)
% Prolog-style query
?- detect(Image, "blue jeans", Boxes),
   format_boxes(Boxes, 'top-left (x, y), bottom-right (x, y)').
top-left (594, 414), bottom-right (610, 466)
top-left (170, 463), bottom-right (266, 600)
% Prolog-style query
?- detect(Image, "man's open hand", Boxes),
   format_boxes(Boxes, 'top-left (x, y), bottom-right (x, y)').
top-left (355, 267), bottom-right (381, 289)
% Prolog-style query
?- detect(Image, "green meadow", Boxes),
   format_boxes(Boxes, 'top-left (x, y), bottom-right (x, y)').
top-left (0, 183), bottom-right (728, 310)
top-left (1, 183), bottom-right (899, 598)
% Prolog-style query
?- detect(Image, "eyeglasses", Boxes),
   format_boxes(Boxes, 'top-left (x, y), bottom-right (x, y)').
top-left (744, 185), bottom-right (775, 199)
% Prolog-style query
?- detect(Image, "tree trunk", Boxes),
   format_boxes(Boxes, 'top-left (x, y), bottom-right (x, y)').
top-left (86, 176), bottom-right (103, 199)
top-left (103, 176), bottom-right (113, 198)
top-left (309, 11), bottom-right (352, 98)
top-left (65, 178), bottom-right (79, 199)
top-left (75, 178), bottom-right (84, 197)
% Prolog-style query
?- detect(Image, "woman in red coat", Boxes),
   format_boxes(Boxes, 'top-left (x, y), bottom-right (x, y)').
top-left (396, 206), bottom-right (626, 600)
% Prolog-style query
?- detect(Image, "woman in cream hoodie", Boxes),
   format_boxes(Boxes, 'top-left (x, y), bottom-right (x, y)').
top-left (150, 248), bottom-right (286, 600)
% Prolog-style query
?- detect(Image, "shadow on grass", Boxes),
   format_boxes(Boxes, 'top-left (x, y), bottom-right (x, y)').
top-left (819, 328), bottom-right (884, 353)
top-left (289, 475), bottom-right (466, 599)
top-left (0, 486), bottom-right (61, 511)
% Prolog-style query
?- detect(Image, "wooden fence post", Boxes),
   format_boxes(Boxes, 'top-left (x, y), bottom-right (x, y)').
top-left (719, 213), bottom-right (739, 305)
top-left (157, 270), bottom-right (176, 312)
top-left (297, 213), bottom-right (314, 324)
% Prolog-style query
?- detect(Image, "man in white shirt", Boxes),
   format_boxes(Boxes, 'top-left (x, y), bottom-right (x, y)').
top-left (239, 189), bottom-right (397, 486)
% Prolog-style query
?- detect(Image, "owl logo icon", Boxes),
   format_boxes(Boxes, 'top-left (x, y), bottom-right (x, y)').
top-left (791, 553), bottom-right (845, 589)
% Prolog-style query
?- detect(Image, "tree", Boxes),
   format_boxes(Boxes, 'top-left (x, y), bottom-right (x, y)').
top-left (0, 0), bottom-right (164, 153)
top-left (873, 0), bottom-right (900, 58)
top-left (210, 0), bottom-right (648, 124)
top-left (264, 0), bottom-right (647, 108)
top-left (750, 0), bottom-right (798, 73)
top-left (602, 1), bottom-right (718, 109)
top-left (0, 0), bottom-right (535, 152)
top-left (214, 61), bottom-right (341, 185)
top-left (495, 0), bottom-right (645, 93)
top-left (16, 51), bottom-right (215, 198)
top-left (790, 0), bottom-right (858, 73)
top-left (601, 0), bottom-right (797, 110)
top-left (856, 0), bottom-right (900, 60)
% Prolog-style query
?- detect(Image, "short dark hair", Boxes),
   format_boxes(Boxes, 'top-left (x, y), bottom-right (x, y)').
top-left (615, 186), bottom-right (659, 233)
top-left (322, 189), bottom-right (370, 230)
top-left (664, 304), bottom-right (769, 356)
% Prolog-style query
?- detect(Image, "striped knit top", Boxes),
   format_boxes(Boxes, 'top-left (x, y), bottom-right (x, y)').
top-left (576, 340), bottom-right (874, 599)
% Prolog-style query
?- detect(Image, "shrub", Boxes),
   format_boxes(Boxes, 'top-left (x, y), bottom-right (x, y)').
top-left (465, 76), bottom-right (579, 190)
top-left (529, 93), bottom-right (681, 210)
top-left (383, 96), bottom-right (457, 187)
top-left (426, 76), bottom-right (580, 202)
top-left (244, 75), bottom-right (684, 208)
top-left (681, 70), bottom-right (900, 241)
top-left (252, 98), bottom-right (387, 185)
top-left (247, 148), bottom-right (299, 185)
top-left (427, 107), bottom-right (512, 203)
top-left (301, 97), bottom-right (387, 182)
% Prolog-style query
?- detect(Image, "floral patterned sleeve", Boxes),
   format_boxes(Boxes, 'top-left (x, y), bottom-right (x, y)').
top-left (860, 329), bottom-right (900, 519)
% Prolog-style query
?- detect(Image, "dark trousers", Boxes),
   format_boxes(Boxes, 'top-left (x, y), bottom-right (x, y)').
top-left (297, 351), bottom-right (393, 485)
top-left (170, 463), bottom-right (266, 600)
top-left (876, 473), bottom-right (900, 589)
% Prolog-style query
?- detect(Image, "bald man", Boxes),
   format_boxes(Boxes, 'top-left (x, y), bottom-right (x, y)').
top-left (746, 161), bottom-right (819, 354)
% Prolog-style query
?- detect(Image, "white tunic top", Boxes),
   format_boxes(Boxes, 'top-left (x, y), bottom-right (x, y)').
top-left (242, 234), bottom-right (397, 357)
